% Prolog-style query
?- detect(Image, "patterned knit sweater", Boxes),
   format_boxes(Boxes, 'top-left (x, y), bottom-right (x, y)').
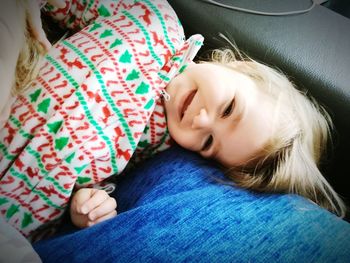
top-left (0, 0), bottom-right (203, 239)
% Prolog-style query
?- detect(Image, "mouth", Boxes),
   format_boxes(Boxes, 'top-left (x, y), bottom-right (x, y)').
top-left (179, 90), bottom-right (197, 120)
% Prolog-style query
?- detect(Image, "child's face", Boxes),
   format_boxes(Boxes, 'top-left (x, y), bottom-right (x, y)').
top-left (164, 63), bottom-right (274, 167)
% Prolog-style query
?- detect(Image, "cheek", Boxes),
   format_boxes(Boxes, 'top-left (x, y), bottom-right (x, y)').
top-left (166, 121), bottom-right (182, 144)
top-left (166, 73), bottom-right (189, 96)
top-left (167, 123), bottom-right (194, 150)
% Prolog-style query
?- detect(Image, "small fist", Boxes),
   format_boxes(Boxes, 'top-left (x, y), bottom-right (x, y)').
top-left (70, 188), bottom-right (117, 228)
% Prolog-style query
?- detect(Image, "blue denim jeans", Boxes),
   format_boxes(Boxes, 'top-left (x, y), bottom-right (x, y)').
top-left (33, 146), bottom-right (350, 262)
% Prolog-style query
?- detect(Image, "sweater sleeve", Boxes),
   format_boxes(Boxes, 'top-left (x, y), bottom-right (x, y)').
top-left (43, 0), bottom-right (124, 30)
top-left (0, 0), bottom-right (203, 239)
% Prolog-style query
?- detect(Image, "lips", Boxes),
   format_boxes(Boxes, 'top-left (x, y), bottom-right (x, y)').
top-left (180, 90), bottom-right (197, 120)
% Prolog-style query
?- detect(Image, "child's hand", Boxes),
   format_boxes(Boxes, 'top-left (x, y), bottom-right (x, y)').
top-left (70, 188), bottom-right (117, 228)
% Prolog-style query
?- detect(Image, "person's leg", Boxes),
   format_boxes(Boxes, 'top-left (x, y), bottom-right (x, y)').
top-left (0, 217), bottom-right (42, 263)
top-left (33, 146), bottom-right (350, 262)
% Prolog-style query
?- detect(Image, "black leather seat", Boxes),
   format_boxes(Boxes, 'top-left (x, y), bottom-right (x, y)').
top-left (168, 0), bottom-right (350, 218)
top-left (324, 0), bottom-right (350, 18)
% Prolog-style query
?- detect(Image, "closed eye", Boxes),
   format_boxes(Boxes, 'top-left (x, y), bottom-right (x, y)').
top-left (222, 98), bottom-right (235, 118)
top-left (202, 135), bottom-right (213, 151)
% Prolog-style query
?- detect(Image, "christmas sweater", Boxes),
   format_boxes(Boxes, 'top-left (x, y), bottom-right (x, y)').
top-left (0, 0), bottom-right (203, 239)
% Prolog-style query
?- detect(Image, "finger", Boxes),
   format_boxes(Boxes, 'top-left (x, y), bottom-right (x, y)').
top-left (88, 210), bottom-right (117, 227)
top-left (88, 197), bottom-right (117, 221)
top-left (80, 189), bottom-right (109, 215)
top-left (70, 188), bottom-right (94, 214)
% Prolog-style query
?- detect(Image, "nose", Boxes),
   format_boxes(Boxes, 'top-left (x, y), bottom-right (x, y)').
top-left (192, 108), bottom-right (212, 130)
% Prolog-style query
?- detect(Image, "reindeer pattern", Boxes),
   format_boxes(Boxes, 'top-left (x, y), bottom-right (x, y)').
top-left (0, 0), bottom-right (203, 239)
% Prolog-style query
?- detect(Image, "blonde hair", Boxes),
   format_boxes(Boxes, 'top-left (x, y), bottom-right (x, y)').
top-left (204, 48), bottom-right (346, 218)
top-left (13, 1), bottom-right (46, 96)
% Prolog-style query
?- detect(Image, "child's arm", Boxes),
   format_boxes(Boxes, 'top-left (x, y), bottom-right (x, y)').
top-left (70, 188), bottom-right (117, 228)
top-left (43, 0), bottom-right (121, 31)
